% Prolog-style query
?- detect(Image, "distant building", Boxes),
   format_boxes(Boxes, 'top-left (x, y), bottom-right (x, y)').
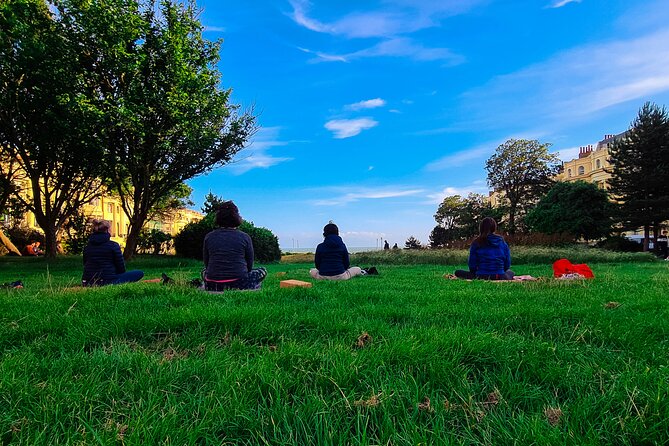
top-left (556, 132), bottom-right (627, 189)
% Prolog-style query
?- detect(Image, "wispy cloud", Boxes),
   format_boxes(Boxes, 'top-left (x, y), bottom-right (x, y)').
top-left (346, 98), bottom-right (386, 111)
top-left (548, 0), bottom-right (581, 8)
top-left (230, 127), bottom-right (293, 174)
top-left (425, 181), bottom-right (489, 205)
top-left (301, 37), bottom-right (464, 64)
top-left (461, 28), bottom-right (669, 129)
top-left (289, 1), bottom-right (473, 64)
top-left (325, 118), bottom-right (379, 138)
top-left (553, 146), bottom-right (580, 162)
top-left (312, 186), bottom-right (424, 206)
top-left (425, 146), bottom-right (492, 171)
top-left (204, 25), bottom-right (226, 32)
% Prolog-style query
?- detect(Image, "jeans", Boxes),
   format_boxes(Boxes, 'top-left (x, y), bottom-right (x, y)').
top-left (83, 270), bottom-right (144, 286)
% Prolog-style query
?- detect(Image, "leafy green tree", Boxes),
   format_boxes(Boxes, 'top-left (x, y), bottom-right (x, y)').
top-left (526, 181), bottom-right (614, 241)
top-left (57, 0), bottom-right (256, 258)
top-left (137, 229), bottom-right (172, 255)
top-left (404, 236), bottom-right (423, 250)
top-left (485, 139), bottom-right (560, 234)
top-left (201, 191), bottom-right (227, 215)
top-left (0, 0), bottom-right (106, 257)
top-left (429, 225), bottom-right (451, 248)
top-left (608, 102), bottom-right (669, 251)
top-left (433, 193), bottom-right (502, 244)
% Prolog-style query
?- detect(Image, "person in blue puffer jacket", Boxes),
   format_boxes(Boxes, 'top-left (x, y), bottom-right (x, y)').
top-left (310, 222), bottom-right (363, 280)
top-left (454, 217), bottom-right (514, 280)
top-left (82, 219), bottom-right (144, 286)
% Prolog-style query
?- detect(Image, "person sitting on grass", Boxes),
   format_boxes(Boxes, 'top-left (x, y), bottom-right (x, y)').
top-left (454, 217), bottom-right (515, 281)
top-left (310, 222), bottom-right (364, 281)
top-left (203, 201), bottom-right (267, 291)
top-left (82, 219), bottom-right (144, 286)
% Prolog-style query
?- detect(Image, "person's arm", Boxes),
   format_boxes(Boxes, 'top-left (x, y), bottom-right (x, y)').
top-left (113, 243), bottom-right (126, 274)
top-left (314, 245), bottom-right (322, 269)
top-left (343, 246), bottom-right (350, 270)
top-left (245, 234), bottom-right (254, 271)
top-left (503, 242), bottom-right (511, 271)
top-left (468, 243), bottom-right (478, 273)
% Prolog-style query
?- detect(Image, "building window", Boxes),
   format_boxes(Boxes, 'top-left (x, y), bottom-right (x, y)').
top-left (568, 169), bottom-right (572, 177)
top-left (107, 203), bottom-right (113, 213)
top-left (596, 159), bottom-right (601, 169)
top-left (578, 166), bottom-right (585, 175)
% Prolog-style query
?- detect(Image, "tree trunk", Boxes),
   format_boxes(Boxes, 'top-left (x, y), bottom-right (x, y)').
top-left (643, 225), bottom-right (650, 252)
top-left (43, 225), bottom-right (58, 259)
top-left (508, 206), bottom-right (517, 235)
top-left (123, 218), bottom-right (144, 259)
top-left (653, 225), bottom-right (659, 254)
top-left (0, 230), bottom-right (21, 256)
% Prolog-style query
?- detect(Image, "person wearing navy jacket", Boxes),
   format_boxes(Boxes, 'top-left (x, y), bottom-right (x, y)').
top-left (310, 222), bottom-right (363, 280)
top-left (82, 219), bottom-right (144, 286)
top-left (454, 217), bottom-right (514, 280)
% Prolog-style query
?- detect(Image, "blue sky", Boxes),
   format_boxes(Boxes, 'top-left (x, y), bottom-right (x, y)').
top-left (188, 0), bottom-right (669, 249)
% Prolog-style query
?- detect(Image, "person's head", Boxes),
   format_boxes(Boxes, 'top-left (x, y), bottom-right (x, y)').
top-left (33, 241), bottom-right (40, 247)
top-left (323, 222), bottom-right (339, 237)
top-left (215, 201), bottom-right (242, 228)
top-left (91, 219), bottom-right (111, 234)
top-left (475, 217), bottom-right (497, 246)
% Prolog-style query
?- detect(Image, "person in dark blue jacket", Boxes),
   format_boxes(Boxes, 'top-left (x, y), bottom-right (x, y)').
top-left (310, 222), bottom-right (363, 280)
top-left (454, 217), bottom-right (514, 280)
top-left (82, 219), bottom-right (144, 286)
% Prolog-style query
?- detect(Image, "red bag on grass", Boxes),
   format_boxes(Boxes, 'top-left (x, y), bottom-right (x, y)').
top-left (552, 258), bottom-right (594, 279)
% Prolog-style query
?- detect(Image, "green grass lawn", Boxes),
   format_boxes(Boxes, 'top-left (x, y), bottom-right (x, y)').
top-left (1, 256), bottom-right (668, 445)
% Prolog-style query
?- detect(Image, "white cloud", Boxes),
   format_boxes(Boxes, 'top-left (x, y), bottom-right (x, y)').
top-left (553, 146), bottom-right (580, 162)
top-left (303, 37), bottom-right (464, 64)
top-left (549, 0), bottom-right (581, 8)
top-left (229, 127), bottom-right (293, 174)
top-left (312, 187), bottom-right (424, 206)
top-left (346, 98), bottom-right (386, 111)
top-left (289, 0), bottom-right (484, 38)
top-left (461, 28), bottom-right (669, 129)
top-left (425, 145), bottom-right (492, 171)
top-left (204, 26), bottom-right (226, 32)
top-left (324, 118), bottom-right (379, 138)
top-left (425, 182), bottom-right (490, 205)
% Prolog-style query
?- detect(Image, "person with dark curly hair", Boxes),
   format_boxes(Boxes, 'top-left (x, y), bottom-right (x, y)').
top-left (454, 217), bottom-right (514, 280)
top-left (310, 222), bottom-right (363, 280)
top-left (203, 201), bottom-right (267, 291)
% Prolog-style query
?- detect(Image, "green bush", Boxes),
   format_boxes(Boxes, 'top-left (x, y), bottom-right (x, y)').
top-left (173, 214), bottom-right (281, 263)
top-left (595, 235), bottom-right (643, 252)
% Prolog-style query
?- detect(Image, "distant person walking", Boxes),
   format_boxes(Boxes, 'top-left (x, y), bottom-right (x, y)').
top-left (383, 240), bottom-right (390, 250)
top-left (203, 201), bottom-right (267, 291)
top-left (392, 243), bottom-right (399, 250)
top-left (310, 222), bottom-right (363, 280)
top-left (82, 219), bottom-right (144, 286)
top-left (454, 217), bottom-right (514, 280)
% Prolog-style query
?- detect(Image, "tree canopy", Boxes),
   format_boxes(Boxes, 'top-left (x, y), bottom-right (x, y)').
top-left (486, 139), bottom-right (560, 234)
top-left (525, 181), bottom-right (613, 241)
top-left (608, 102), bottom-right (669, 250)
top-left (0, 0), bottom-right (107, 256)
top-left (431, 193), bottom-right (502, 248)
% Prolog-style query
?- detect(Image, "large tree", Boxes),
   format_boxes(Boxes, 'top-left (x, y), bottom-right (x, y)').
top-left (608, 102), bottom-right (669, 251)
top-left (0, 0), bottom-right (106, 257)
top-left (431, 193), bottom-right (501, 247)
top-left (525, 181), bottom-right (613, 241)
top-left (485, 139), bottom-right (560, 234)
top-left (57, 0), bottom-right (256, 258)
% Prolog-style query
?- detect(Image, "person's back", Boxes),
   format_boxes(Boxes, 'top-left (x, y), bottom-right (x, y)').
top-left (202, 201), bottom-right (267, 291)
top-left (82, 219), bottom-right (143, 286)
top-left (204, 228), bottom-right (253, 281)
top-left (315, 234), bottom-right (349, 276)
top-left (455, 217), bottom-right (513, 280)
top-left (310, 223), bottom-right (363, 281)
top-left (82, 231), bottom-right (126, 285)
top-left (468, 234), bottom-right (510, 276)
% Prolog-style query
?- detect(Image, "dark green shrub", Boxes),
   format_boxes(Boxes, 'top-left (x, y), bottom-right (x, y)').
top-left (137, 229), bottom-right (172, 255)
top-left (596, 235), bottom-right (643, 252)
top-left (61, 211), bottom-right (90, 255)
top-left (173, 214), bottom-right (281, 262)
